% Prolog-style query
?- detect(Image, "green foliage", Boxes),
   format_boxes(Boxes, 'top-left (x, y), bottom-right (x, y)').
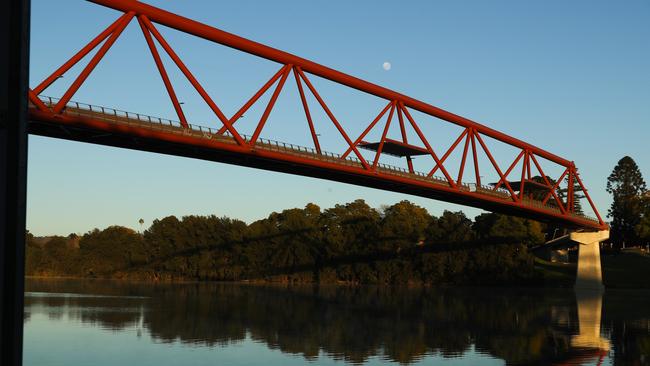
top-left (635, 195), bottom-right (650, 245)
top-left (79, 226), bottom-right (145, 276)
top-left (426, 210), bottom-right (474, 244)
top-left (607, 156), bottom-right (647, 247)
top-left (25, 200), bottom-right (544, 285)
top-left (473, 213), bottom-right (544, 245)
top-left (379, 200), bottom-right (431, 251)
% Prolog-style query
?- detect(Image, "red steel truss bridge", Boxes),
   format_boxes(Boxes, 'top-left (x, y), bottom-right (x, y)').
top-left (27, 0), bottom-right (607, 230)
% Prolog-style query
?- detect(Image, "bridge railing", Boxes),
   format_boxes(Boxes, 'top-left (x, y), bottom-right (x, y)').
top-left (26, 1), bottom-right (607, 229)
top-left (33, 95), bottom-right (599, 224)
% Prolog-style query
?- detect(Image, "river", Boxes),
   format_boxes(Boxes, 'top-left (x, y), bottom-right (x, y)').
top-left (23, 279), bottom-right (650, 365)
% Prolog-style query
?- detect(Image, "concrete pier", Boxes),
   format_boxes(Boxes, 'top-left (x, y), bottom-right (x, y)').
top-left (571, 230), bottom-right (609, 291)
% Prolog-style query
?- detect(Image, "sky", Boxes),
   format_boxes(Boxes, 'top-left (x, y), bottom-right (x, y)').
top-left (27, 0), bottom-right (650, 236)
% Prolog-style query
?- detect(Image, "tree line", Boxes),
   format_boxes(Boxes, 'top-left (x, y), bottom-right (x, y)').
top-left (26, 200), bottom-right (547, 285)
top-left (26, 155), bottom-right (647, 283)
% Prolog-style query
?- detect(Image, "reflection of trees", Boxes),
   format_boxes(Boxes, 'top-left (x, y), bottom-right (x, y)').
top-left (602, 291), bottom-right (650, 365)
top-left (25, 280), bottom-right (145, 330)
top-left (25, 280), bottom-right (650, 365)
top-left (23, 281), bottom-right (578, 364)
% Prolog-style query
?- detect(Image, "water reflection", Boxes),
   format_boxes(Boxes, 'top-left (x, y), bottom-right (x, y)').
top-left (24, 279), bottom-right (650, 365)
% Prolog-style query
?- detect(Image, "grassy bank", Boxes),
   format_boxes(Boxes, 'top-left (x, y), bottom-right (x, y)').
top-left (534, 250), bottom-right (650, 288)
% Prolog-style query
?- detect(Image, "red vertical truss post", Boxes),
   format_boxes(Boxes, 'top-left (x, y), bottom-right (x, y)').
top-left (494, 150), bottom-right (525, 190)
top-left (250, 65), bottom-right (291, 145)
top-left (474, 132), bottom-right (518, 201)
top-left (529, 154), bottom-right (567, 214)
top-left (33, 12), bottom-right (130, 95)
top-left (470, 128), bottom-right (481, 187)
top-left (140, 16), bottom-right (245, 145)
top-left (28, 90), bottom-right (49, 112)
top-left (53, 12), bottom-right (135, 114)
top-left (341, 101), bottom-right (392, 159)
top-left (137, 16), bottom-right (188, 128)
top-left (457, 130), bottom-right (471, 185)
top-left (372, 102), bottom-right (396, 170)
top-left (574, 171), bottom-right (606, 227)
top-left (519, 150), bottom-right (529, 201)
top-left (428, 128), bottom-right (468, 177)
top-left (399, 103), bottom-right (455, 187)
top-left (88, 0), bottom-right (573, 168)
top-left (568, 166), bottom-right (575, 213)
top-left (295, 67), bottom-right (369, 170)
top-left (293, 66), bottom-right (321, 154)
top-left (396, 106), bottom-right (414, 173)
top-left (525, 153), bottom-right (532, 200)
top-left (34, 0), bottom-right (607, 229)
top-left (217, 65), bottom-right (288, 135)
top-left (542, 168), bottom-right (569, 205)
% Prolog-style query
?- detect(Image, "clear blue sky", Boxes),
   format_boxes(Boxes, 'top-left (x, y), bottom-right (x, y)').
top-left (27, 0), bottom-right (650, 236)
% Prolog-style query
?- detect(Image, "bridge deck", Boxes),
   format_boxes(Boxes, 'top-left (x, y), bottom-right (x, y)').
top-left (28, 96), bottom-right (601, 229)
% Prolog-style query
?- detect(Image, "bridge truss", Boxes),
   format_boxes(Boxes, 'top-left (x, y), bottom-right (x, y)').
top-left (27, 0), bottom-right (606, 230)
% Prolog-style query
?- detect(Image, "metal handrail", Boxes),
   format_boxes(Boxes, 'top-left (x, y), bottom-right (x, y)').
top-left (33, 95), bottom-right (599, 223)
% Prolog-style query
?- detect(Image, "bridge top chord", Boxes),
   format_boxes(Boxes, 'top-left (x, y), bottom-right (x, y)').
top-left (27, 0), bottom-right (607, 230)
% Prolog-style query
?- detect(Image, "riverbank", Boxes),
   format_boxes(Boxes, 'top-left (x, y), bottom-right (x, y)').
top-left (26, 250), bottom-right (650, 289)
top-left (535, 250), bottom-right (650, 288)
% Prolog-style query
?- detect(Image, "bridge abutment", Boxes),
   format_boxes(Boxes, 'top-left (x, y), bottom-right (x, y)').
top-left (571, 230), bottom-right (609, 291)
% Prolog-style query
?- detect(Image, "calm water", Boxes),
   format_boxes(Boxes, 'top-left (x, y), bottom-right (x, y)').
top-left (23, 279), bottom-right (650, 365)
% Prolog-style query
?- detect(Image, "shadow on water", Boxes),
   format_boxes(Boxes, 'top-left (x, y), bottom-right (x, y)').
top-left (24, 279), bottom-right (650, 365)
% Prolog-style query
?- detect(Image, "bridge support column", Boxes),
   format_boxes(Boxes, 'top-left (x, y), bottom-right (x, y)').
top-left (1, 0), bottom-right (30, 365)
top-left (570, 230), bottom-right (609, 291)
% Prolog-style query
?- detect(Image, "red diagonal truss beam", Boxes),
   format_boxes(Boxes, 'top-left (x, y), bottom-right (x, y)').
top-left (216, 65), bottom-right (288, 135)
top-left (27, 0), bottom-right (607, 230)
top-left (293, 66), bottom-right (321, 154)
top-left (494, 150), bottom-right (525, 190)
top-left (457, 130), bottom-right (471, 185)
top-left (250, 65), bottom-right (292, 145)
top-left (53, 12), bottom-right (135, 114)
top-left (529, 154), bottom-right (567, 215)
top-left (342, 101), bottom-right (392, 160)
top-left (400, 103), bottom-right (456, 187)
top-left (32, 12), bottom-right (131, 96)
top-left (140, 16), bottom-right (245, 145)
top-left (372, 102), bottom-right (396, 169)
top-left (87, 0), bottom-right (571, 167)
top-left (474, 131), bottom-right (518, 201)
top-left (137, 16), bottom-right (188, 128)
top-left (428, 128), bottom-right (468, 178)
top-left (543, 168), bottom-right (569, 206)
top-left (574, 169), bottom-right (605, 225)
top-left (295, 67), bottom-right (369, 169)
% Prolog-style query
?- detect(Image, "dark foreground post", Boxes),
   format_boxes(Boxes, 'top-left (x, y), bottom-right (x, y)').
top-left (1, 0), bottom-right (30, 365)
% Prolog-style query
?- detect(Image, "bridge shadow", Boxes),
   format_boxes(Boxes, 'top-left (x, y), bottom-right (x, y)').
top-left (102, 219), bottom-right (529, 283)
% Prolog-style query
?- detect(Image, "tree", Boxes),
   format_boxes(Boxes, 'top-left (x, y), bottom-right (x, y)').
top-left (380, 201), bottom-right (432, 251)
top-left (558, 178), bottom-right (584, 215)
top-left (473, 213), bottom-right (544, 245)
top-left (635, 193), bottom-right (650, 246)
top-left (606, 156), bottom-right (647, 247)
top-left (321, 199), bottom-right (380, 257)
top-left (426, 211), bottom-right (474, 244)
top-left (79, 226), bottom-right (145, 276)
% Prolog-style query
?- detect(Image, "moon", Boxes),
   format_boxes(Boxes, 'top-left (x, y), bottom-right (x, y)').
top-left (382, 62), bottom-right (391, 71)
